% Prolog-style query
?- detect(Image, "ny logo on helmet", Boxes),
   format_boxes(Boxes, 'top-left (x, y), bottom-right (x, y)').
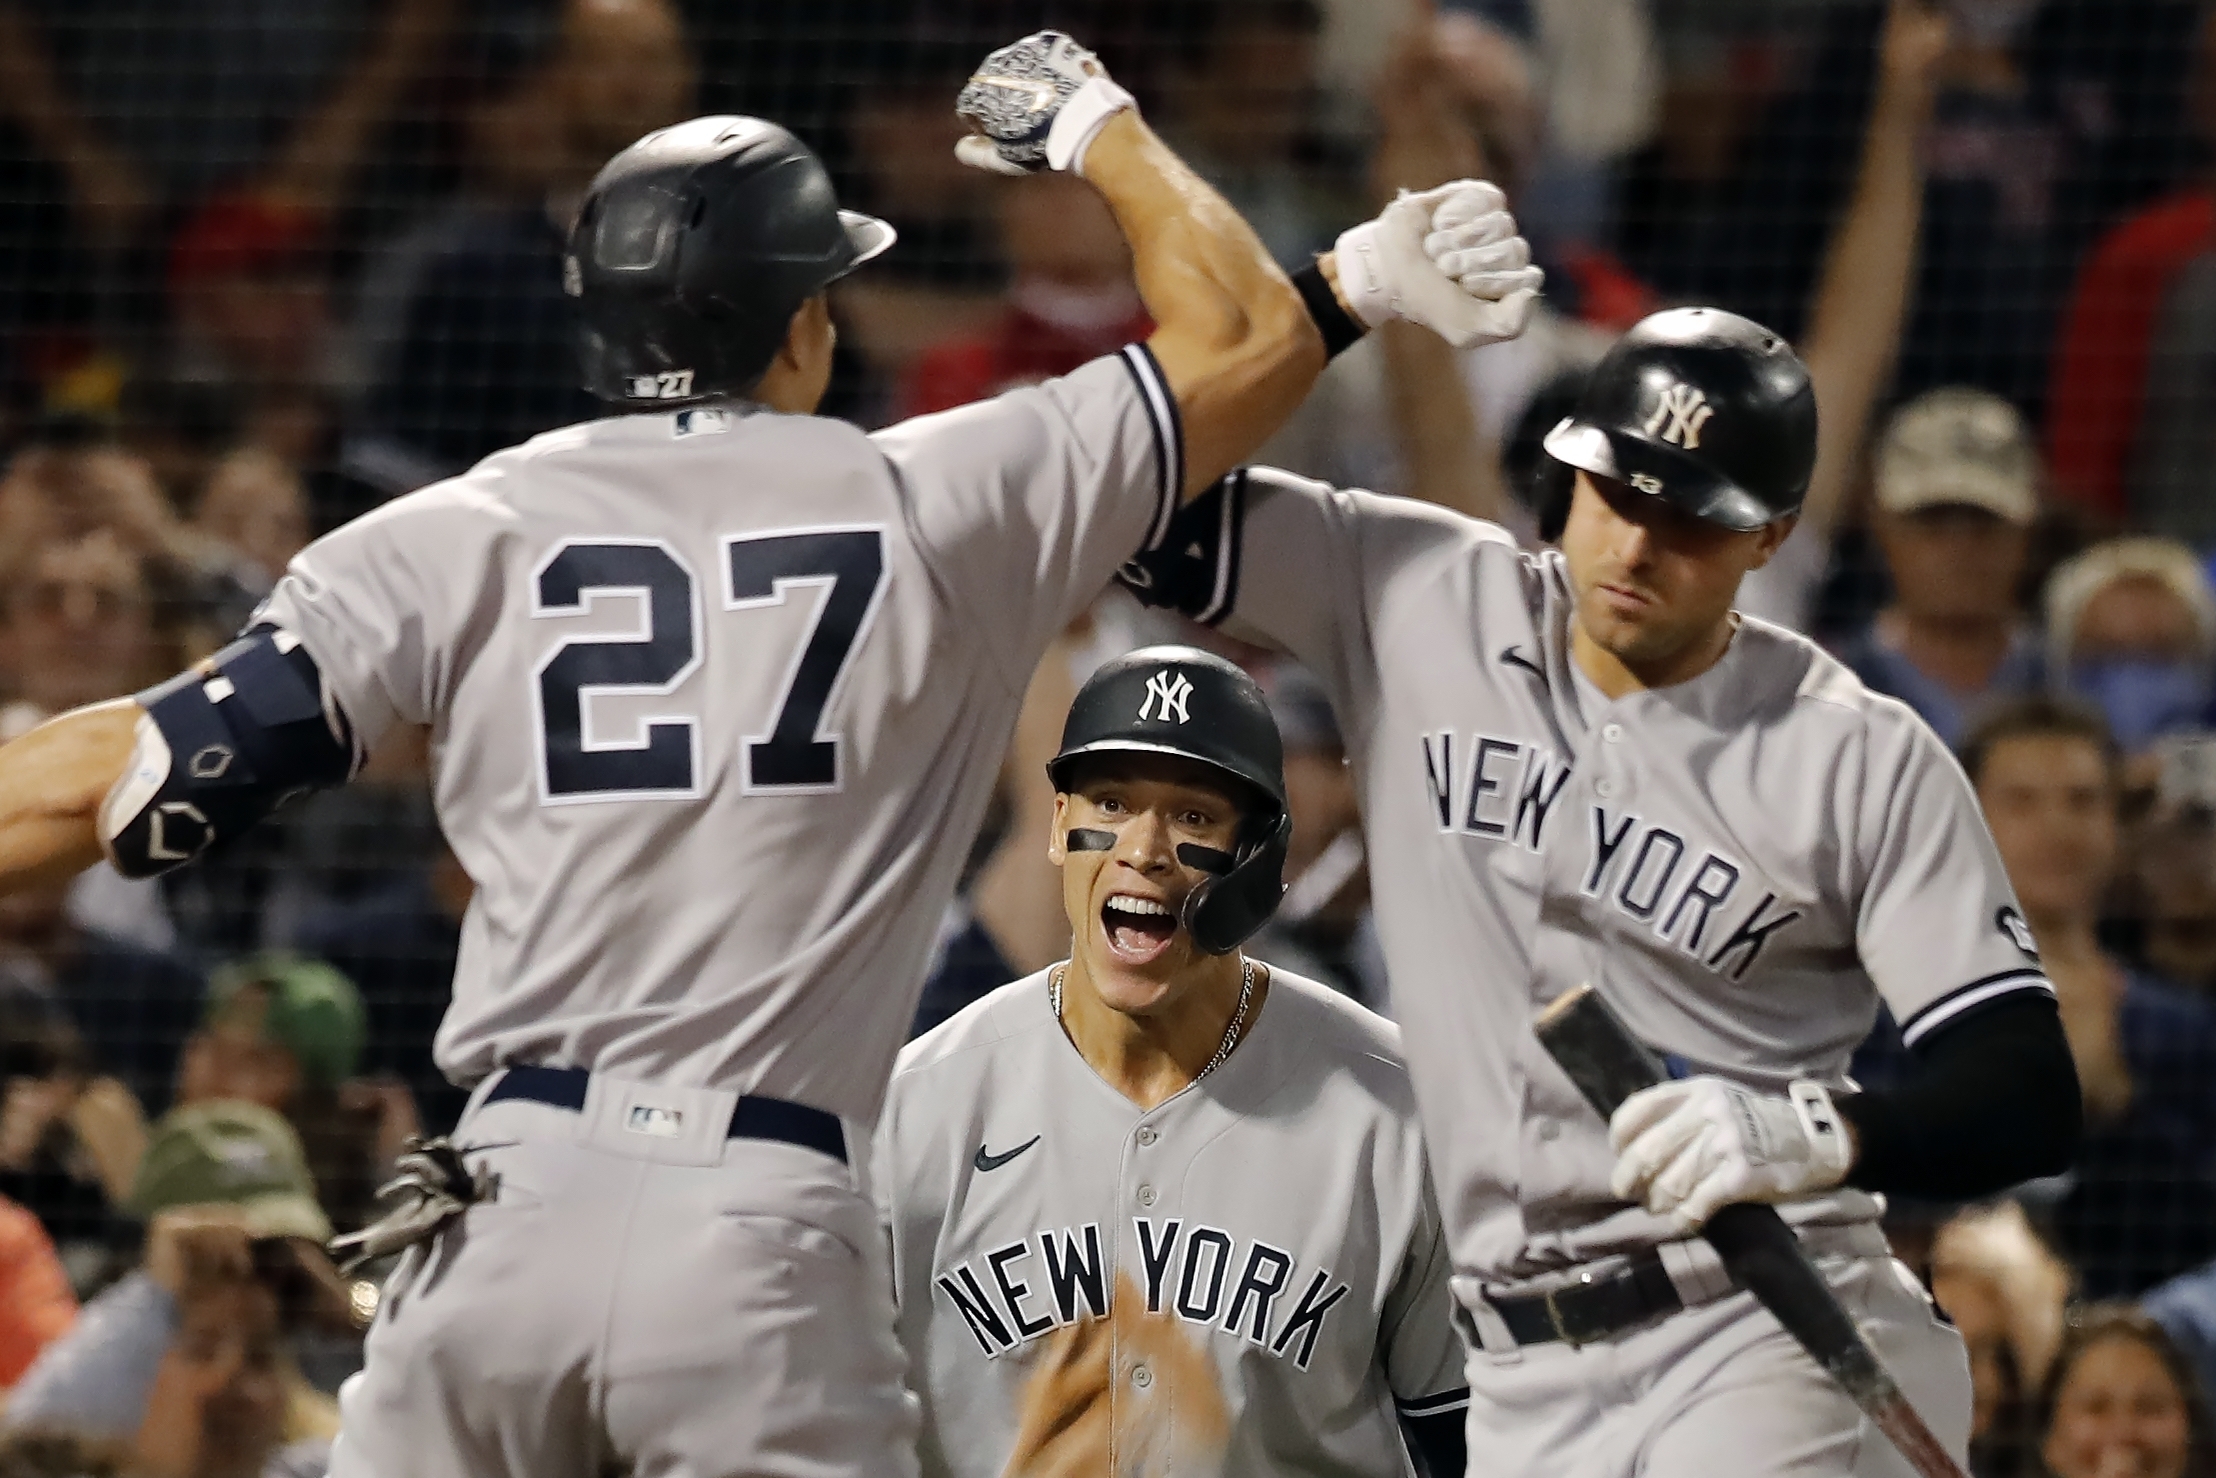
top-left (1644, 382), bottom-right (1714, 450)
top-left (1139, 670), bottom-right (1194, 725)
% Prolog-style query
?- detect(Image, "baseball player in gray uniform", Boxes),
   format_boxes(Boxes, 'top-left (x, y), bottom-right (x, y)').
top-left (876, 647), bottom-right (1467, 1478)
top-left (1118, 307), bottom-right (2084, 1476)
top-left (0, 29), bottom-right (1540, 1478)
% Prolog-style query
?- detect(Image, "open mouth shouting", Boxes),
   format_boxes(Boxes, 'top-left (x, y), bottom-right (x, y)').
top-left (1101, 891), bottom-right (1180, 965)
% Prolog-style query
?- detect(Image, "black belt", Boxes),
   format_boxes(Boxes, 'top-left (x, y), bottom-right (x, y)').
top-left (1487, 1251), bottom-right (1690, 1347)
top-left (483, 1065), bottom-right (846, 1165)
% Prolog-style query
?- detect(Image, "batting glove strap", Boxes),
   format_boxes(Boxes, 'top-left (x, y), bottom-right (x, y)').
top-left (1788, 1079), bottom-right (1854, 1184)
top-left (1607, 1076), bottom-right (1853, 1234)
top-left (955, 32), bottom-right (1133, 177)
top-left (1332, 181), bottom-right (1542, 349)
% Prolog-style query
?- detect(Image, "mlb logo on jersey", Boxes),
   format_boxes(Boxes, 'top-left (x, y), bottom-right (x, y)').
top-left (1140, 670), bottom-right (1194, 724)
top-left (626, 1104), bottom-right (685, 1138)
top-left (673, 408), bottom-right (730, 437)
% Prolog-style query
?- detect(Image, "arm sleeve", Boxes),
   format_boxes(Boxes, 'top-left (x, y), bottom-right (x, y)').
top-left (874, 345), bottom-right (1181, 686)
top-left (4, 1271), bottom-right (175, 1438)
top-left (249, 490), bottom-right (483, 756)
top-left (1117, 465), bottom-right (1504, 711)
top-left (1402, 1410), bottom-right (1468, 1478)
top-left (1853, 716), bottom-right (2055, 1051)
top-left (1838, 992), bottom-right (2081, 1197)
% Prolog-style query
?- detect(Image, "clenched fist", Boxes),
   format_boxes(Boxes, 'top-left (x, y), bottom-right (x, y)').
top-left (954, 31), bottom-right (1134, 178)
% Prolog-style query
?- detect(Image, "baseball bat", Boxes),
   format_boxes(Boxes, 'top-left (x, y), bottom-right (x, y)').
top-left (1533, 984), bottom-right (1967, 1478)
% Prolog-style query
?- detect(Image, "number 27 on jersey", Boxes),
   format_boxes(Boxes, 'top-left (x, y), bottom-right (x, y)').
top-left (529, 528), bottom-right (887, 802)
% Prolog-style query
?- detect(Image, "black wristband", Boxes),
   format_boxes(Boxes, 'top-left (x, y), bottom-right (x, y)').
top-left (1291, 259), bottom-right (1366, 358)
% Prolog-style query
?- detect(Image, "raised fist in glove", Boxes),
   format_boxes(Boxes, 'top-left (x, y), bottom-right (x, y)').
top-left (1333, 180), bottom-right (1543, 350)
top-left (1607, 1077), bottom-right (1854, 1235)
top-left (955, 31), bottom-right (1135, 178)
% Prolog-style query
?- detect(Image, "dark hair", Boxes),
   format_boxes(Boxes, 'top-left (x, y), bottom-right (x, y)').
top-left (2034, 1305), bottom-right (2216, 1478)
top-left (1958, 695), bottom-right (2121, 792)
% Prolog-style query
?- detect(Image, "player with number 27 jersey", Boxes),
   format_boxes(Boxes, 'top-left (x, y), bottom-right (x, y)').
top-left (255, 349), bottom-right (1182, 1126)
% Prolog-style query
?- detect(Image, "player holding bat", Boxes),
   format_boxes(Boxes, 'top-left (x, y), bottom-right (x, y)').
top-left (1115, 2), bottom-right (2081, 1472)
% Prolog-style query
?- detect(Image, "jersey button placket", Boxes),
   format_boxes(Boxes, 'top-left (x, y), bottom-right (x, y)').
top-left (1592, 716), bottom-right (1627, 801)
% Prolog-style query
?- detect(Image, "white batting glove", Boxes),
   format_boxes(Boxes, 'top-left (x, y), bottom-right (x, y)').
top-left (954, 31), bottom-right (1134, 178)
top-left (1332, 181), bottom-right (1542, 350)
top-left (1607, 1077), bottom-right (1853, 1235)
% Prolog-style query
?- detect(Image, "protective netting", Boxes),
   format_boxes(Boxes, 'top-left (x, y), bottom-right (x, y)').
top-left (0, 1), bottom-right (2211, 1470)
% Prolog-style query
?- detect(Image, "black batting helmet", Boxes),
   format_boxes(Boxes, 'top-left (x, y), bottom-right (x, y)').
top-left (1542, 307), bottom-right (1817, 532)
top-left (1047, 646), bottom-right (1289, 956)
top-left (564, 116), bottom-right (895, 407)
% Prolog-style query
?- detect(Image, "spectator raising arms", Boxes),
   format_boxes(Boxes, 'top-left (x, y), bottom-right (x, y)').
top-left (343, 0), bottom-right (692, 498)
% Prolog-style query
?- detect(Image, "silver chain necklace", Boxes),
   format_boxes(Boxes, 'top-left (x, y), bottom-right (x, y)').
top-left (1052, 956), bottom-right (1257, 1085)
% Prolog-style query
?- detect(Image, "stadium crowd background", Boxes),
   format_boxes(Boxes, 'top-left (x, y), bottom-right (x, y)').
top-left (0, 0), bottom-right (2212, 1473)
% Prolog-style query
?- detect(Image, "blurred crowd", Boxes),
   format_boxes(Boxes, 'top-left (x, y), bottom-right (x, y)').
top-left (0, 0), bottom-right (2213, 1474)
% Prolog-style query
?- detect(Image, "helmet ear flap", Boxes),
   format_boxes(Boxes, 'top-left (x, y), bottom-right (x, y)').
top-left (1180, 810), bottom-right (1291, 956)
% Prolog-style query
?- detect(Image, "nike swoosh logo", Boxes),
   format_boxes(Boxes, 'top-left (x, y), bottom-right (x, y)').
top-left (1500, 645), bottom-right (1544, 677)
top-left (973, 1136), bottom-right (1041, 1173)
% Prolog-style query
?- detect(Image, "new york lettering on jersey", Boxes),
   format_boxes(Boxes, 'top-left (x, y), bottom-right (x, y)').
top-left (1419, 727), bottom-right (1804, 981)
top-left (1118, 465), bottom-right (2053, 1281)
top-left (877, 971), bottom-right (1465, 1478)
top-left (933, 1216), bottom-right (1352, 1369)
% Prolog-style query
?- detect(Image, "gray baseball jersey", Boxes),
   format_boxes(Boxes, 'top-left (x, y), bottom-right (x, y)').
top-left (1125, 466), bottom-right (2053, 1285)
top-left (254, 346), bottom-right (1182, 1126)
top-left (874, 966), bottom-right (1466, 1478)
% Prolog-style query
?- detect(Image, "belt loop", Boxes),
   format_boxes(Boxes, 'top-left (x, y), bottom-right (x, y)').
top-left (1657, 1236), bottom-right (1736, 1307)
top-left (1452, 1277), bottom-right (1524, 1365)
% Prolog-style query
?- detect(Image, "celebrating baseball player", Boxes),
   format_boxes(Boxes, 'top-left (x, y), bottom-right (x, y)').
top-left (0, 27), bottom-right (1538, 1478)
top-left (1120, 306), bottom-right (2084, 1475)
top-left (876, 646), bottom-right (1467, 1478)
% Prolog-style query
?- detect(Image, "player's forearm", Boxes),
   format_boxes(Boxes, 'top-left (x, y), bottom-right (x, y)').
top-left (0, 702), bottom-right (139, 892)
top-left (1836, 995), bottom-right (2081, 1198)
top-left (1798, 72), bottom-right (1931, 536)
top-left (1083, 113), bottom-right (1323, 498)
